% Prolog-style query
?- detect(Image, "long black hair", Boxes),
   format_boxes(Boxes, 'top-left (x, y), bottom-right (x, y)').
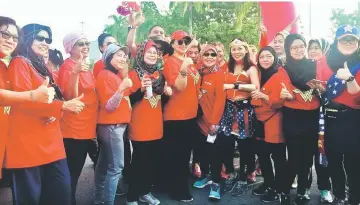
top-left (48, 49), bottom-right (64, 67)
top-left (228, 38), bottom-right (254, 74)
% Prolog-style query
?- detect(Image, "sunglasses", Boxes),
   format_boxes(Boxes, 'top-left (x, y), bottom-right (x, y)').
top-left (339, 37), bottom-right (358, 45)
top-left (106, 42), bottom-right (119, 46)
top-left (35, 35), bottom-right (52, 44)
top-left (203, 52), bottom-right (217, 57)
top-left (0, 31), bottom-right (19, 43)
top-left (177, 38), bottom-right (191, 46)
top-left (77, 41), bottom-right (91, 47)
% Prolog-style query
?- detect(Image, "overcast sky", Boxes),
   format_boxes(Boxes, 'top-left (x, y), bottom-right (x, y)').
top-left (1, 0), bottom-right (358, 57)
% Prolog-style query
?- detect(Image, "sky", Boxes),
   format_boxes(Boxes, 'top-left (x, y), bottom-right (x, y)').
top-left (1, 0), bottom-right (359, 59)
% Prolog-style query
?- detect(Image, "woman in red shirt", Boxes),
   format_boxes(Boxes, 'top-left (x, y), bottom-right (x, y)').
top-left (94, 44), bottom-right (132, 205)
top-left (6, 23), bottom-right (84, 205)
top-left (93, 33), bottom-right (118, 78)
top-left (126, 40), bottom-right (171, 205)
top-left (277, 34), bottom-right (319, 205)
top-left (58, 32), bottom-right (99, 205)
top-left (316, 25), bottom-right (360, 205)
top-left (192, 45), bottom-right (226, 200)
top-left (219, 38), bottom-right (259, 197)
top-left (250, 46), bottom-right (286, 202)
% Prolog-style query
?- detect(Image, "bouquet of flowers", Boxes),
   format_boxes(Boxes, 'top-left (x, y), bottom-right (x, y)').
top-left (117, 2), bottom-right (141, 16)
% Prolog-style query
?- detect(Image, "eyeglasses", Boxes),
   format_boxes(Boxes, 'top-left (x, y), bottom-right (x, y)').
top-left (290, 44), bottom-right (305, 52)
top-left (106, 42), bottom-right (119, 46)
top-left (339, 38), bottom-right (358, 45)
top-left (177, 38), bottom-right (191, 46)
top-left (35, 35), bottom-right (52, 44)
top-left (203, 52), bottom-right (217, 57)
top-left (77, 41), bottom-right (91, 47)
top-left (0, 31), bottom-right (19, 43)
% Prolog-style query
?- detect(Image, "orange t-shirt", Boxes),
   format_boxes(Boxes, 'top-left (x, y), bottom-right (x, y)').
top-left (220, 61), bottom-right (228, 73)
top-left (0, 60), bottom-right (10, 177)
top-left (278, 67), bottom-right (320, 110)
top-left (198, 70), bottom-right (226, 135)
top-left (58, 58), bottom-right (98, 140)
top-left (316, 57), bottom-right (360, 109)
top-left (163, 56), bottom-right (199, 121)
top-left (93, 60), bottom-right (105, 79)
top-left (251, 72), bottom-right (284, 144)
top-left (51, 70), bottom-right (59, 84)
top-left (6, 56), bottom-right (65, 168)
top-left (127, 70), bottom-right (163, 141)
top-left (96, 69), bottom-right (132, 124)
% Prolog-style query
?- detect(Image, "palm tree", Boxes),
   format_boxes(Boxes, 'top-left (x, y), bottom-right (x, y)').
top-left (104, 15), bottom-right (129, 45)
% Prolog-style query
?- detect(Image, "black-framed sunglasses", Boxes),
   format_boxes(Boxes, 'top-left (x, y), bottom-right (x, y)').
top-left (203, 52), bottom-right (217, 57)
top-left (77, 41), bottom-right (91, 47)
top-left (0, 31), bottom-right (19, 43)
top-left (35, 35), bottom-right (52, 44)
top-left (339, 37), bottom-right (358, 45)
top-left (177, 38), bottom-right (191, 46)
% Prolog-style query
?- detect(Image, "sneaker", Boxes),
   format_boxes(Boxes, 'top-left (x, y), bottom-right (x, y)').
top-left (209, 183), bottom-right (221, 200)
top-left (320, 190), bottom-right (334, 203)
top-left (332, 198), bottom-right (346, 205)
top-left (261, 188), bottom-right (280, 203)
top-left (280, 193), bottom-right (290, 205)
top-left (193, 163), bottom-right (201, 178)
top-left (231, 180), bottom-right (248, 197)
top-left (247, 172), bottom-right (256, 184)
top-left (291, 176), bottom-right (298, 189)
top-left (295, 190), bottom-right (311, 204)
top-left (224, 173), bottom-right (237, 192)
top-left (125, 200), bottom-right (138, 205)
top-left (170, 193), bottom-right (194, 202)
top-left (255, 158), bottom-right (262, 176)
top-left (193, 175), bottom-right (212, 189)
top-left (252, 184), bottom-right (269, 196)
top-left (139, 193), bottom-right (160, 205)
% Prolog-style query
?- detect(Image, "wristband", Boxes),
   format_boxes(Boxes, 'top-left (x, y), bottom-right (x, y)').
top-left (346, 76), bottom-right (355, 82)
top-left (234, 83), bottom-right (240, 90)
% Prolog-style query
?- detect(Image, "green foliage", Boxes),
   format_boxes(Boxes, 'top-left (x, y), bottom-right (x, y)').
top-left (104, 1), bottom-right (261, 54)
top-left (330, 7), bottom-right (359, 34)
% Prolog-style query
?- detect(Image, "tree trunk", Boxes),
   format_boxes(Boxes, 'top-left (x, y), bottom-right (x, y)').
top-left (189, 2), bottom-right (193, 35)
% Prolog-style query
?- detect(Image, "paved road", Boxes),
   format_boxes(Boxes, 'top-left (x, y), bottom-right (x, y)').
top-left (0, 157), bottom-right (323, 205)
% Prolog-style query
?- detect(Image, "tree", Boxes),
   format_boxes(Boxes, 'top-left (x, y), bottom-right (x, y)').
top-left (330, 7), bottom-right (359, 34)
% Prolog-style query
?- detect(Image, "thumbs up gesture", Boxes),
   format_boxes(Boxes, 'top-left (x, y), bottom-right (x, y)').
top-left (33, 77), bottom-right (56, 104)
top-left (336, 62), bottom-right (353, 81)
top-left (73, 53), bottom-right (89, 74)
top-left (280, 82), bottom-right (293, 100)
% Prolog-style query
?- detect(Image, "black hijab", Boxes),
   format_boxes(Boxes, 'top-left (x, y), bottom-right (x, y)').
top-left (19, 24), bottom-right (64, 100)
top-left (257, 46), bottom-right (279, 87)
top-left (284, 34), bottom-right (316, 91)
top-left (327, 39), bottom-right (360, 73)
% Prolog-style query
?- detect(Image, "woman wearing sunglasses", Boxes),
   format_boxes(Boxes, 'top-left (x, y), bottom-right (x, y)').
top-left (219, 38), bottom-right (259, 197)
top-left (6, 23), bottom-right (84, 205)
top-left (316, 25), bottom-right (360, 205)
top-left (192, 45), bottom-right (226, 200)
top-left (161, 30), bottom-right (199, 202)
top-left (58, 32), bottom-right (98, 205)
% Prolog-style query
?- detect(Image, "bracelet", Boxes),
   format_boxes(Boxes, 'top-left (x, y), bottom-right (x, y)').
top-left (30, 90), bottom-right (34, 101)
top-left (234, 83), bottom-right (240, 90)
top-left (180, 70), bottom-right (188, 77)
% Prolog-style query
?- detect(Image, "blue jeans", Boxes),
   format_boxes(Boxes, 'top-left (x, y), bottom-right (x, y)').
top-left (94, 124), bottom-right (126, 205)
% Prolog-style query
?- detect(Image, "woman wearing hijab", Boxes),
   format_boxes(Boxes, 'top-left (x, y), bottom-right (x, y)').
top-left (58, 32), bottom-right (99, 205)
top-left (94, 44), bottom-right (132, 205)
top-left (125, 40), bottom-right (171, 205)
top-left (6, 23), bottom-right (84, 205)
top-left (307, 37), bottom-right (334, 203)
top-left (192, 45), bottom-right (226, 200)
top-left (219, 38), bottom-right (259, 197)
top-left (250, 46), bottom-right (286, 202)
top-left (162, 30), bottom-right (198, 202)
top-left (277, 34), bottom-right (319, 205)
top-left (316, 25), bottom-right (360, 205)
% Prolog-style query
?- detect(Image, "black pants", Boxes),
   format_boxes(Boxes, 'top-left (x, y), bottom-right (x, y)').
top-left (87, 138), bottom-right (99, 167)
top-left (11, 159), bottom-right (71, 205)
top-left (163, 119), bottom-right (196, 199)
top-left (123, 130), bottom-right (131, 184)
top-left (257, 140), bottom-right (286, 192)
top-left (325, 108), bottom-right (360, 203)
top-left (127, 140), bottom-right (161, 202)
top-left (310, 151), bottom-right (332, 191)
top-left (63, 138), bottom-right (95, 205)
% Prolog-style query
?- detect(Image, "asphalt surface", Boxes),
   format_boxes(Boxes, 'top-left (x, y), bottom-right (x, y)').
top-left (0, 157), bottom-right (323, 205)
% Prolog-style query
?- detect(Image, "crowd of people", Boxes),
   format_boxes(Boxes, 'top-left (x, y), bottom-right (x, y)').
top-left (0, 11), bottom-right (360, 205)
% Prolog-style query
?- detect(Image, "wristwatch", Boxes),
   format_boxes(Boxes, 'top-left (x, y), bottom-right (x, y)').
top-left (346, 75), bottom-right (355, 82)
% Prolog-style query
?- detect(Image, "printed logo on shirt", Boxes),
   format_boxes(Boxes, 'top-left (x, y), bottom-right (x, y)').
top-left (4, 106), bottom-right (10, 115)
top-left (293, 89), bottom-right (314, 102)
top-left (144, 95), bottom-right (161, 108)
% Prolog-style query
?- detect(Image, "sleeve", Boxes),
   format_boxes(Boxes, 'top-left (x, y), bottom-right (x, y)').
top-left (93, 61), bottom-right (103, 78)
top-left (267, 74), bottom-right (285, 109)
top-left (210, 73), bottom-right (226, 125)
top-left (7, 58), bottom-right (63, 118)
top-left (277, 67), bottom-right (294, 95)
top-left (128, 71), bottom-right (144, 106)
top-left (96, 74), bottom-right (122, 112)
top-left (57, 62), bottom-right (73, 95)
top-left (163, 58), bottom-right (180, 86)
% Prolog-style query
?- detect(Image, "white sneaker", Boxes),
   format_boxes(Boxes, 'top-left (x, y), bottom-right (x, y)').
top-left (125, 200), bottom-right (138, 205)
top-left (139, 193), bottom-right (160, 205)
top-left (321, 190), bottom-right (334, 203)
top-left (291, 176), bottom-right (298, 189)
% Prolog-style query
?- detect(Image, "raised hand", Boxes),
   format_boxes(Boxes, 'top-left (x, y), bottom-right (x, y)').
top-left (280, 83), bottom-right (293, 100)
top-left (33, 77), bottom-right (56, 104)
top-left (62, 93), bottom-right (85, 114)
top-left (336, 62), bottom-right (352, 81)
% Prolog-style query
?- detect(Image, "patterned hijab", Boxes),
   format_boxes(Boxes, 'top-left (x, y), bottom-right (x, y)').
top-left (134, 40), bottom-right (165, 95)
top-left (198, 45), bottom-right (219, 76)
